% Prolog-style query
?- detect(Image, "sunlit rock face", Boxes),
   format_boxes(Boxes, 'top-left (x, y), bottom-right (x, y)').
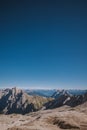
top-left (0, 87), bottom-right (50, 114)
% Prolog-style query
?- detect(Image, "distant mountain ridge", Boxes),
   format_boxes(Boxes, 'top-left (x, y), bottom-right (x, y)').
top-left (45, 89), bottom-right (87, 109)
top-left (25, 89), bottom-right (56, 97)
top-left (25, 89), bottom-right (87, 97)
top-left (51, 89), bottom-right (72, 98)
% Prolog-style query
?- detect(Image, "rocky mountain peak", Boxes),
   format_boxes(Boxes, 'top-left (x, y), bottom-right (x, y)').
top-left (52, 89), bottom-right (72, 99)
top-left (0, 88), bottom-right (51, 114)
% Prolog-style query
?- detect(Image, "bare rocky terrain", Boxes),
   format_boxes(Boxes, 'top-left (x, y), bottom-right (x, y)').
top-left (0, 105), bottom-right (87, 130)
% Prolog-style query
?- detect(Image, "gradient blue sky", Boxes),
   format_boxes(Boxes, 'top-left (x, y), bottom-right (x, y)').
top-left (0, 0), bottom-right (87, 89)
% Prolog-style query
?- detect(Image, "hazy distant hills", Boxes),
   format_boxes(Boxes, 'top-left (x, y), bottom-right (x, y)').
top-left (25, 89), bottom-right (56, 97)
top-left (25, 89), bottom-right (87, 97)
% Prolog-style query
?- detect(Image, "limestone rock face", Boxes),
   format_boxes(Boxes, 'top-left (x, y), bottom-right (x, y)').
top-left (0, 87), bottom-right (50, 114)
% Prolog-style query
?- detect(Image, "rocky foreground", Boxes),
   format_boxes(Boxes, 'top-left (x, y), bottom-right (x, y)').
top-left (0, 105), bottom-right (87, 130)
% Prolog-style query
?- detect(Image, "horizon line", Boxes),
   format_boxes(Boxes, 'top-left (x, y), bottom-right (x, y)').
top-left (0, 86), bottom-right (87, 90)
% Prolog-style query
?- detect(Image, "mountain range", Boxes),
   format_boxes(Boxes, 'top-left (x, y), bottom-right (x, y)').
top-left (0, 87), bottom-right (87, 114)
top-left (45, 89), bottom-right (87, 109)
top-left (25, 89), bottom-right (87, 97)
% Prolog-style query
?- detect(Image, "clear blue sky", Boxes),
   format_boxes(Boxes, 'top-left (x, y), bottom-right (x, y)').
top-left (0, 0), bottom-right (87, 89)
